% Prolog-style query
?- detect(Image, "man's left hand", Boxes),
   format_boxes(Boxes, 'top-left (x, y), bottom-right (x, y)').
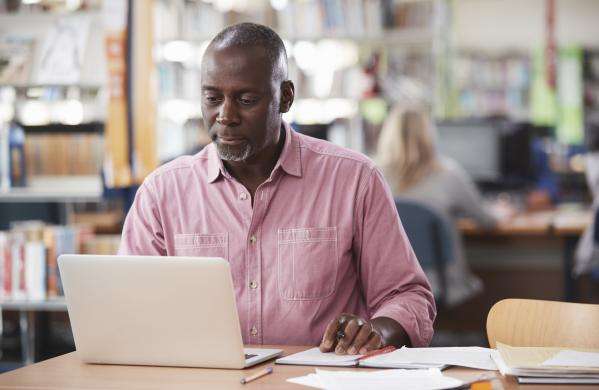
top-left (319, 313), bottom-right (382, 355)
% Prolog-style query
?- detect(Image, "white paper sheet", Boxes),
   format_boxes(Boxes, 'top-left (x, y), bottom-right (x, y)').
top-left (363, 346), bottom-right (497, 370)
top-left (288, 368), bottom-right (464, 390)
top-left (542, 350), bottom-right (599, 368)
top-left (287, 373), bottom-right (325, 389)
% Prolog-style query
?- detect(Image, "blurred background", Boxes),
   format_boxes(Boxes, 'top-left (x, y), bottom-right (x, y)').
top-left (0, 0), bottom-right (598, 371)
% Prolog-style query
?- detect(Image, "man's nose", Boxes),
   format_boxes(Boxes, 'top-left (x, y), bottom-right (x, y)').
top-left (216, 99), bottom-right (240, 126)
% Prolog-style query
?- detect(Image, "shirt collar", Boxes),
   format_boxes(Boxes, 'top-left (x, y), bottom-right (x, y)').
top-left (206, 121), bottom-right (302, 184)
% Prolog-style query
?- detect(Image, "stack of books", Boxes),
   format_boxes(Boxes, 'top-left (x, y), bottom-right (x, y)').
top-left (492, 342), bottom-right (599, 384)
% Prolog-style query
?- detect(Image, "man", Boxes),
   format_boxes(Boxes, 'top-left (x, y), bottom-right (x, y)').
top-left (119, 23), bottom-right (435, 354)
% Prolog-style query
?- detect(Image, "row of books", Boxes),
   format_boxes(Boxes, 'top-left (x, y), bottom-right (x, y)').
top-left (453, 54), bottom-right (530, 90)
top-left (24, 133), bottom-right (103, 176)
top-left (0, 125), bottom-right (103, 190)
top-left (277, 0), bottom-right (432, 39)
top-left (154, 0), bottom-right (226, 42)
top-left (456, 89), bottom-right (529, 120)
top-left (154, 0), bottom-right (432, 42)
top-left (0, 221), bottom-right (120, 300)
top-left (451, 54), bottom-right (531, 119)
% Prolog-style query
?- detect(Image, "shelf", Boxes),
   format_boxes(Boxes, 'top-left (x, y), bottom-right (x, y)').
top-left (18, 121), bottom-right (104, 134)
top-left (158, 28), bottom-right (433, 47)
top-left (0, 175), bottom-right (103, 203)
top-left (283, 28), bottom-right (434, 45)
top-left (0, 84), bottom-right (103, 90)
top-left (0, 297), bottom-right (67, 311)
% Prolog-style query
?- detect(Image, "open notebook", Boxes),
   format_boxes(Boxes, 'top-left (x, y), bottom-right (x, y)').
top-left (276, 347), bottom-right (497, 370)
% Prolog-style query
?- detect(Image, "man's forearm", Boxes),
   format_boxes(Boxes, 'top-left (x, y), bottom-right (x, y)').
top-left (371, 316), bottom-right (411, 348)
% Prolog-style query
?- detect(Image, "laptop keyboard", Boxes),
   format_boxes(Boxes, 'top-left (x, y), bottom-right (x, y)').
top-left (245, 353), bottom-right (258, 360)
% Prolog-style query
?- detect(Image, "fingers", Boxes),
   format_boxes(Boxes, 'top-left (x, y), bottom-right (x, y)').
top-left (348, 322), bottom-right (372, 355)
top-left (359, 332), bottom-right (383, 354)
top-left (319, 317), bottom-right (341, 352)
top-left (335, 318), bottom-right (361, 354)
top-left (319, 314), bottom-right (381, 355)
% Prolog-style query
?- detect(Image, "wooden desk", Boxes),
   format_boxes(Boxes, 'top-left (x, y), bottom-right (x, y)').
top-left (458, 209), bottom-right (592, 302)
top-left (0, 345), bottom-right (590, 390)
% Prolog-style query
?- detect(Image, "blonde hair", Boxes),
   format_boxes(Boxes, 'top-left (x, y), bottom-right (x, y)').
top-left (376, 105), bottom-right (440, 193)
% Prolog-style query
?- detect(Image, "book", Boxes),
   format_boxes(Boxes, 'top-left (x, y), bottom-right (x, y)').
top-left (492, 343), bottom-right (599, 383)
top-left (517, 376), bottom-right (599, 384)
top-left (10, 231), bottom-right (26, 299)
top-left (25, 240), bottom-right (46, 300)
top-left (0, 232), bottom-right (11, 298)
top-left (274, 346), bottom-right (501, 370)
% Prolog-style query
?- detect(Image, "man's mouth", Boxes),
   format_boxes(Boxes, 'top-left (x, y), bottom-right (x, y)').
top-left (217, 136), bottom-right (246, 146)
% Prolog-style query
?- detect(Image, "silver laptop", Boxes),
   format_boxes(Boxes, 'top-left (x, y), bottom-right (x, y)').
top-left (58, 254), bottom-right (282, 369)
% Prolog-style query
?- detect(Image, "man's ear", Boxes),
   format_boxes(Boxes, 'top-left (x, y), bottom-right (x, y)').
top-left (280, 80), bottom-right (295, 113)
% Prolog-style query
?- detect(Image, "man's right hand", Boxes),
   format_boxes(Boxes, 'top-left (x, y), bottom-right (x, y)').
top-left (319, 313), bottom-right (383, 355)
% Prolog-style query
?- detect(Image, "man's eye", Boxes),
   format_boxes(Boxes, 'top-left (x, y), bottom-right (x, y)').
top-left (239, 97), bottom-right (257, 105)
top-left (205, 96), bottom-right (221, 103)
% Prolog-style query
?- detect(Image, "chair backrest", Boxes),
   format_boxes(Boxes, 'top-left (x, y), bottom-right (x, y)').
top-left (394, 198), bottom-right (454, 305)
top-left (486, 298), bottom-right (599, 349)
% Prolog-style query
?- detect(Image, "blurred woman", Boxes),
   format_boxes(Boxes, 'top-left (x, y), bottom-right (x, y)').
top-left (377, 105), bottom-right (497, 307)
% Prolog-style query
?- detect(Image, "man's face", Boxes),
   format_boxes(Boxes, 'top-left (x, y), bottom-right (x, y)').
top-left (201, 45), bottom-right (282, 162)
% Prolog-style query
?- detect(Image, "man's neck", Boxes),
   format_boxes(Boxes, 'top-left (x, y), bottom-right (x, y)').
top-left (223, 126), bottom-right (286, 196)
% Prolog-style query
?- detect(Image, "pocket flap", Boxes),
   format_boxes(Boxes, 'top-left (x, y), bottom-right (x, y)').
top-left (278, 227), bottom-right (337, 243)
top-left (174, 233), bottom-right (227, 248)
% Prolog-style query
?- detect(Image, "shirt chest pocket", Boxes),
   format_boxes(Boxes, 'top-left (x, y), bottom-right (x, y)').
top-left (174, 233), bottom-right (229, 261)
top-left (277, 227), bottom-right (338, 301)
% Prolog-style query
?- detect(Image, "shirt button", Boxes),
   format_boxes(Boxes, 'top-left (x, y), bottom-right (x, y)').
top-left (239, 192), bottom-right (248, 200)
top-left (250, 326), bottom-right (258, 336)
top-left (249, 281), bottom-right (258, 289)
top-left (249, 235), bottom-right (257, 244)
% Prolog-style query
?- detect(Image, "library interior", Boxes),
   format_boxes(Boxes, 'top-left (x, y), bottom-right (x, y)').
top-left (1, 0), bottom-right (599, 388)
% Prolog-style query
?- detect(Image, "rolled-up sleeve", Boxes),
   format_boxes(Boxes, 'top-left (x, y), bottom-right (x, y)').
top-left (118, 179), bottom-right (166, 256)
top-left (354, 167), bottom-right (436, 347)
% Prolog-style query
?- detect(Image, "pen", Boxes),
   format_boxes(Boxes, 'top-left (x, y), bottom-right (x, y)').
top-left (335, 317), bottom-right (347, 342)
top-left (357, 345), bottom-right (397, 361)
top-left (240, 366), bottom-right (273, 385)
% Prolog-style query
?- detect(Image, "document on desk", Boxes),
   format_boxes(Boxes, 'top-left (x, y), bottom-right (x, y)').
top-left (541, 350), bottom-right (599, 368)
top-left (361, 347), bottom-right (497, 370)
top-left (276, 347), bottom-right (444, 369)
top-left (493, 343), bottom-right (599, 379)
top-left (287, 368), bottom-right (464, 390)
top-left (276, 346), bottom-right (495, 370)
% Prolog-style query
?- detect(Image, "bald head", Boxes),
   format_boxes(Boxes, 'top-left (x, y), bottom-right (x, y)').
top-left (205, 23), bottom-right (288, 82)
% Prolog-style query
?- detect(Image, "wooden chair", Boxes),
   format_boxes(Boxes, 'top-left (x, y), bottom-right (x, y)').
top-left (486, 298), bottom-right (599, 349)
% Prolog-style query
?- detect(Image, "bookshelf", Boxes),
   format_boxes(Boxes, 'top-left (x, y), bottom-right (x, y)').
top-left (152, 0), bottom-right (442, 159)
top-left (0, 2), bottom-right (122, 367)
top-left (0, 175), bottom-right (103, 203)
top-left (450, 51), bottom-right (531, 120)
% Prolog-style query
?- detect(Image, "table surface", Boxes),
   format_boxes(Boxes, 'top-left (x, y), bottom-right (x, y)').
top-left (458, 209), bottom-right (592, 236)
top-left (0, 345), bottom-right (593, 390)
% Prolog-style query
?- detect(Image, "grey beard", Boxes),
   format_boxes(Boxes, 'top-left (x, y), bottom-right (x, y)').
top-left (215, 141), bottom-right (254, 162)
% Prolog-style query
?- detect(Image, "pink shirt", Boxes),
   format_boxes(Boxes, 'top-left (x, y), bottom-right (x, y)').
top-left (119, 123), bottom-right (436, 347)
